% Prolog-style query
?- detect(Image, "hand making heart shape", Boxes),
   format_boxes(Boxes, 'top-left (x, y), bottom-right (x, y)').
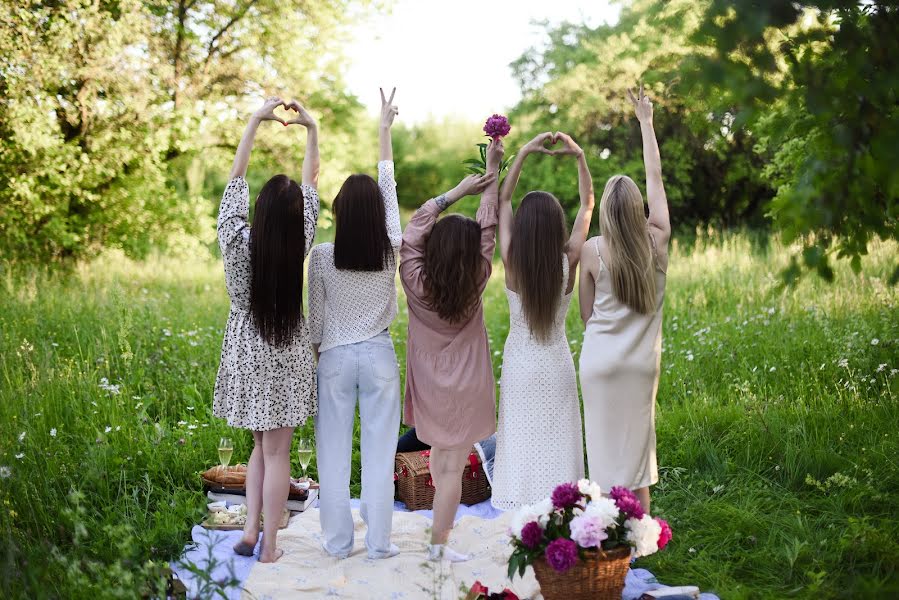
top-left (252, 97), bottom-right (317, 128)
top-left (522, 131), bottom-right (583, 157)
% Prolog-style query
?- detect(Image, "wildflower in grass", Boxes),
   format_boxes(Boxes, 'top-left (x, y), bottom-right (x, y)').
top-left (838, 358), bottom-right (849, 368)
top-left (49, 428), bottom-right (56, 437)
top-left (871, 338), bottom-right (880, 345)
top-left (877, 363), bottom-right (887, 372)
top-left (769, 367), bottom-right (776, 372)
top-left (520, 521), bottom-right (543, 548)
top-left (14, 453), bottom-right (24, 460)
top-left (551, 482), bottom-right (581, 509)
top-left (17, 432), bottom-right (25, 443)
top-left (177, 420), bottom-right (187, 426)
top-left (0, 466), bottom-right (10, 478)
top-left (544, 538), bottom-right (578, 572)
top-left (104, 426), bottom-right (112, 433)
top-left (115, 426), bottom-right (121, 432)
top-left (686, 353), bottom-right (694, 361)
top-left (187, 425), bottom-right (197, 430)
top-left (186, 406), bottom-right (194, 411)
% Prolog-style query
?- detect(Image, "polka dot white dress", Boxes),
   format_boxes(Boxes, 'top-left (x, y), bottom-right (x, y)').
top-left (491, 256), bottom-right (585, 510)
top-left (213, 177), bottom-right (320, 431)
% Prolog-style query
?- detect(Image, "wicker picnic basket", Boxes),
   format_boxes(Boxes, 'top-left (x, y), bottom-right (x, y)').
top-left (394, 449), bottom-right (490, 510)
top-left (532, 545), bottom-right (631, 600)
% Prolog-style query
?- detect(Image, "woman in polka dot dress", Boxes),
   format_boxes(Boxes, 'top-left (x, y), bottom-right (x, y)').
top-left (213, 97), bottom-right (320, 563)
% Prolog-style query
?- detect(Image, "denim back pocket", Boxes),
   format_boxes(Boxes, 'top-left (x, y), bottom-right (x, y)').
top-left (318, 345), bottom-right (345, 380)
top-left (366, 337), bottom-right (399, 382)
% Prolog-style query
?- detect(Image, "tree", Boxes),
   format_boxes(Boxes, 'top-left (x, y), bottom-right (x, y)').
top-left (0, 0), bottom-right (374, 261)
top-left (687, 1), bottom-right (899, 281)
top-left (504, 0), bottom-right (775, 231)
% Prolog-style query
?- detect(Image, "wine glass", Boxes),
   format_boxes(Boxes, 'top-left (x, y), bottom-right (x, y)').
top-left (218, 437), bottom-right (233, 471)
top-left (296, 436), bottom-right (313, 481)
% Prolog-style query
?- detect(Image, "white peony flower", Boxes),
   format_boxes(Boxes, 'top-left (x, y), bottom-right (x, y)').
top-left (584, 497), bottom-right (619, 530)
top-left (509, 499), bottom-right (554, 538)
top-left (577, 479), bottom-right (603, 500)
top-left (625, 515), bottom-right (662, 557)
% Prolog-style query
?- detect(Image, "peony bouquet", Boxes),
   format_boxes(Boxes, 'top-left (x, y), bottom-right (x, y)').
top-left (464, 114), bottom-right (515, 176)
top-left (507, 480), bottom-right (672, 578)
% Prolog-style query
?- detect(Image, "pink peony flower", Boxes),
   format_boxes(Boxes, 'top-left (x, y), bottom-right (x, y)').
top-left (656, 517), bottom-right (672, 550)
top-left (551, 482), bottom-right (582, 510)
top-left (544, 538), bottom-right (578, 573)
top-left (569, 513), bottom-right (609, 548)
top-left (483, 114), bottom-right (511, 140)
top-left (520, 521), bottom-right (543, 549)
top-left (610, 486), bottom-right (645, 519)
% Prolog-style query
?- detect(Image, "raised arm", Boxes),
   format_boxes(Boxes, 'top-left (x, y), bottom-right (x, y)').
top-left (398, 172), bottom-right (497, 289)
top-left (285, 100), bottom-right (320, 188)
top-left (229, 97), bottom-right (287, 180)
top-left (378, 88), bottom-right (402, 248)
top-left (498, 132), bottom-right (554, 265)
top-left (554, 132), bottom-right (595, 292)
top-left (477, 139), bottom-right (504, 268)
top-left (628, 85), bottom-right (669, 244)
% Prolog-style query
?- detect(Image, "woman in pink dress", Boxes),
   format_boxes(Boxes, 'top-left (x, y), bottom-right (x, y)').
top-left (399, 140), bottom-right (504, 563)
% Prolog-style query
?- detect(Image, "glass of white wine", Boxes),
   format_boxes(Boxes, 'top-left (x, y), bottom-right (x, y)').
top-left (218, 437), bottom-right (233, 470)
top-left (296, 436), bottom-right (314, 481)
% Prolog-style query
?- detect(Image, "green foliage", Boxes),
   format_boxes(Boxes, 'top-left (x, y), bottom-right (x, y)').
top-left (1, 235), bottom-right (897, 597)
top-left (505, 0), bottom-right (771, 231)
top-left (686, 1), bottom-right (899, 280)
top-left (0, 0), bottom-right (374, 261)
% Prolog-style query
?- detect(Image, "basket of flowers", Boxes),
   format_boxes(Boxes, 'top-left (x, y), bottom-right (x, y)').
top-left (507, 480), bottom-right (672, 600)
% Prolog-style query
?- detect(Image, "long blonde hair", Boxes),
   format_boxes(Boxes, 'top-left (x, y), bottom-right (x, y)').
top-left (599, 175), bottom-right (656, 314)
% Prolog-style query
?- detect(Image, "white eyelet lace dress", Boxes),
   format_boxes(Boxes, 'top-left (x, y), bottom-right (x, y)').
top-left (491, 256), bottom-right (586, 510)
top-left (212, 177), bottom-right (320, 431)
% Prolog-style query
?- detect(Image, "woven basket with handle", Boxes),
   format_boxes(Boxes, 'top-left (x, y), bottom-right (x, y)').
top-left (394, 448), bottom-right (490, 510)
top-left (532, 545), bottom-right (631, 600)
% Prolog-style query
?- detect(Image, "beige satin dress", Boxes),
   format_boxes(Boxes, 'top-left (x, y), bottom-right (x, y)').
top-left (579, 235), bottom-right (667, 490)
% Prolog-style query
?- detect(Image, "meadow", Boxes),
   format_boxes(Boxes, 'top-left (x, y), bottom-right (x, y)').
top-left (1, 231), bottom-right (897, 599)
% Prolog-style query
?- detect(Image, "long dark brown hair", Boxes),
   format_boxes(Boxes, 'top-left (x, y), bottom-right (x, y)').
top-left (423, 214), bottom-right (483, 323)
top-left (249, 174), bottom-right (306, 347)
top-left (333, 174), bottom-right (392, 271)
top-left (508, 191), bottom-right (568, 342)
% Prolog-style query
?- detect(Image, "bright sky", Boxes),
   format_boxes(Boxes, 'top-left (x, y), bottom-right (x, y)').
top-left (344, 0), bottom-right (620, 124)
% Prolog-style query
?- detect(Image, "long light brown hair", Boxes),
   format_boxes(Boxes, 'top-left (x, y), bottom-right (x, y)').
top-left (599, 175), bottom-right (656, 314)
top-left (508, 191), bottom-right (567, 342)
top-left (423, 214), bottom-right (483, 323)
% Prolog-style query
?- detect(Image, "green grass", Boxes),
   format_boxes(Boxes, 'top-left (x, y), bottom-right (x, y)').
top-left (1, 232), bottom-right (897, 598)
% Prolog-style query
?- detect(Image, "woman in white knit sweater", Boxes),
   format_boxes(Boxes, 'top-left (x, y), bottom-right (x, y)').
top-left (306, 88), bottom-right (401, 559)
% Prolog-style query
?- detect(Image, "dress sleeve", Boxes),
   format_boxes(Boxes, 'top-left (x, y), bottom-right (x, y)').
top-left (399, 198), bottom-right (441, 297)
top-left (306, 246), bottom-right (324, 345)
top-left (217, 177), bottom-right (250, 272)
top-left (378, 160), bottom-right (402, 249)
top-left (475, 187), bottom-right (499, 290)
top-left (302, 184), bottom-right (320, 257)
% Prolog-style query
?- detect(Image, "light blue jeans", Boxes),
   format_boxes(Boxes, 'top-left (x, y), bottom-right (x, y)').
top-left (314, 330), bottom-right (400, 558)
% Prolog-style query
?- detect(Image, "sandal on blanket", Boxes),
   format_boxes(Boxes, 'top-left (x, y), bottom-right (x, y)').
top-left (233, 540), bottom-right (257, 556)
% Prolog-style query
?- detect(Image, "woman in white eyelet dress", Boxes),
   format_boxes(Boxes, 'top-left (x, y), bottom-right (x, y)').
top-left (491, 131), bottom-right (594, 510)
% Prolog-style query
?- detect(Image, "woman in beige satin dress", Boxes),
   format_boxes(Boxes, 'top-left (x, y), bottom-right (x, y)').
top-left (578, 85), bottom-right (670, 513)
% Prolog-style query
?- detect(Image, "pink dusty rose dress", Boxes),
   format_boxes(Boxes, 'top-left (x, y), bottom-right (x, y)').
top-left (399, 193), bottom-right (498, 450)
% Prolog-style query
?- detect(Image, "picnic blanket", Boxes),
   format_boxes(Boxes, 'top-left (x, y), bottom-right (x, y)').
top-left (172, 500), bottom-right (719, 599)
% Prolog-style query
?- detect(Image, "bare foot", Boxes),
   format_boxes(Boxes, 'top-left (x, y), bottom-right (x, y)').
top-left (258, 548), bottom-right (284, 563)
top-left (233, 533), bottom-right (259, 556)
